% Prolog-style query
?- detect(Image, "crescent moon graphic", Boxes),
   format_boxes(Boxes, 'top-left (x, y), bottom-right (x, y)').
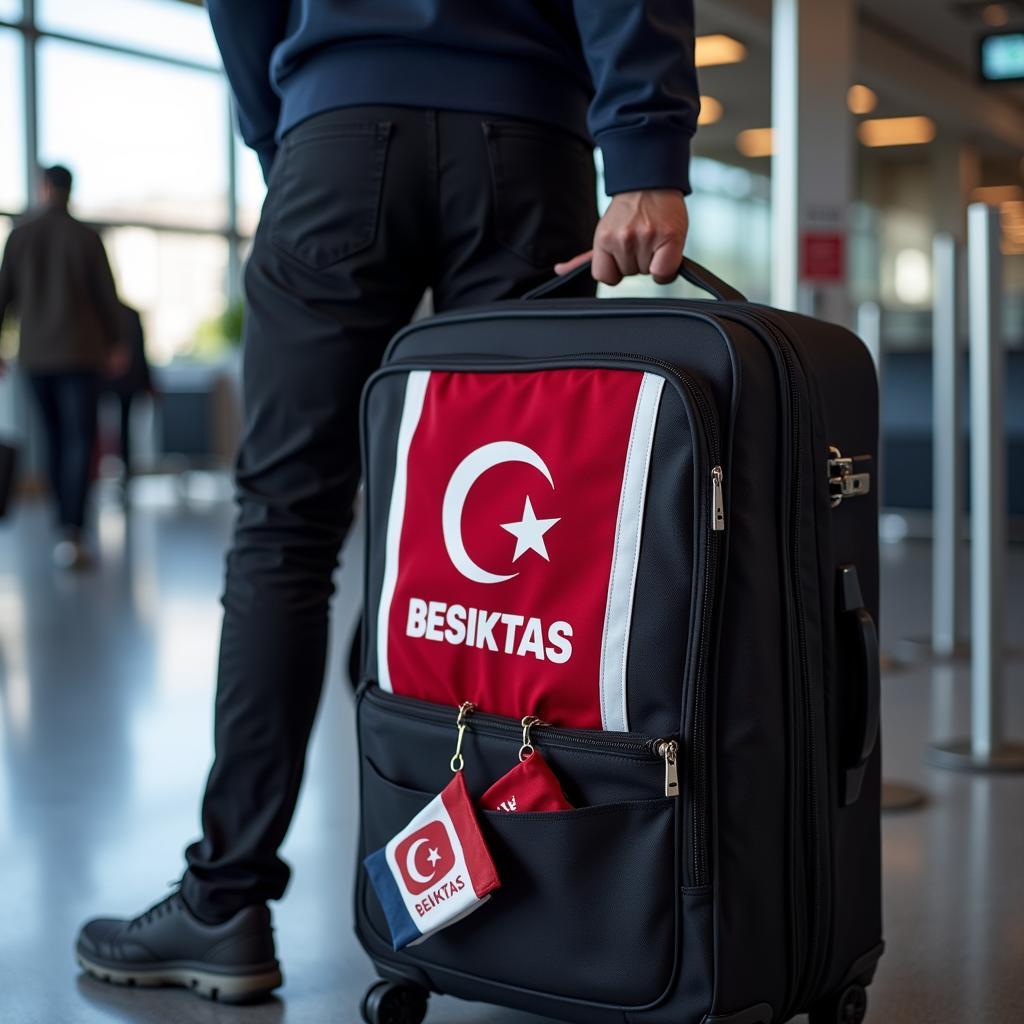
top-left (404, 838), bottom-right (434, 885)
top-left (442, 442), bottom-right (555, 585)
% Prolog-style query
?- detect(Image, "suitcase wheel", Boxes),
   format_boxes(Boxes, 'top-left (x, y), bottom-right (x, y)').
top-left (360, 980), bottom-right (429, 1024)
top-left (808, 983), bottom-right (868, 1024)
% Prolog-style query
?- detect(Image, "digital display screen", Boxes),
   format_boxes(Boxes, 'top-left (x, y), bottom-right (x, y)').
top-left (980, 32), bottom-right (1024, 82)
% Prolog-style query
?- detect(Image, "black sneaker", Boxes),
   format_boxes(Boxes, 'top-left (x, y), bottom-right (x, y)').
top-left (75, 891), bottom-right (283, 1003)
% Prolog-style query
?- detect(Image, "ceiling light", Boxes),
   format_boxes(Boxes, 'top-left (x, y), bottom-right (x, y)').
top-left (982, 4), bottom-right (1010, 27)
top-left (736, 128), bottom-right (773, 158)
top-left (858, 116), bottom-right (937, 147)
top-left (972, 185), bottom-right (1024, 204)
top-left (847, 84), bottom-right (878, 116)
top-left (698, 96), bottom-right (724, 127)
top-left (696, 34), bottom-right (748, 68)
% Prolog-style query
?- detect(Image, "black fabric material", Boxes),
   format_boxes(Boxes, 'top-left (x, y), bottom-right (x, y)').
top-left (104, 304), bottom-right (151, 397)
top-left (27, 370), bottom-right (99, 530)
top-left (0, 207), bottom-right (120, 373)
top-left (703, 322), bottom-right (790, 1017)
top-left (205, 0), bottom-right (698, 194)
top-left (0, 440), bottom-right (16, 519)
top-left (384, 304), bottom-right (737, 427)
top-left (358, 296), bottom-right (882, 1021)
top-left (103, 303), bottom-right (151, 478)
top-left (181, 105), bottom-right (597, 923)
top-left (780, 313), bottom-right (883, 1001)
top-left (357, 687), bottom-right (678, 1010)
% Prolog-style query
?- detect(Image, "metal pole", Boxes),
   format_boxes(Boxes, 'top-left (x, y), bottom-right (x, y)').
top-left (858, 300), bottom-right (925, 811)
top-left (770, 0), bottom-right (799, 313)
top-left (22, 0), bottom-right (39, 201)
top-left (857, 300), bottom-right (884, 506)
top-left (931, 235), bottom-right (964, 657)
top-left (929, 203), bottom-right (1024, 772)
top-left (969, 204), bottom-right (1004, 759)
top-left (858, 301), bottom-right (883, 380)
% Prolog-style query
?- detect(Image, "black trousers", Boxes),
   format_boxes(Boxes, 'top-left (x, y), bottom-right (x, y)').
top-left (183, 106), bottom-right (597, 921)
top-left (28, 370), bottom-right (99, 531)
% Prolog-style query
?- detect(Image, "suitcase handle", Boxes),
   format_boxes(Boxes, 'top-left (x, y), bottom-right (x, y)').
top-left (522, 256), bottom-right (748, 303)
top-left (838, 565), bottom-right (880, 807)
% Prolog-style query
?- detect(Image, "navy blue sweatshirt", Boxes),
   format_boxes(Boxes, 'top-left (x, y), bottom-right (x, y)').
top-left (206, 1), bottom-right (699, 196)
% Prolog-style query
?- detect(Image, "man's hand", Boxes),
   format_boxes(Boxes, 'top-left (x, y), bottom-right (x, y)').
top-left (555, 189), bottom-right (689, 287)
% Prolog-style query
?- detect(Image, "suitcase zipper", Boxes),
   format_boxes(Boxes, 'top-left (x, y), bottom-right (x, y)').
top-left (715, 308), bottom-right (829, 1013)
top-left (369, 354), bottom-right (723, 886)
top-left (362, 684), bottom-right (676, 792)
top-left (574, 353), bottom-right (722, 886)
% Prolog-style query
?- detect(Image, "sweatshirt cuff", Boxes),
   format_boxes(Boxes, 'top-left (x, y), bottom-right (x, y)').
top-left (598, 127), bottom-right (693, 197)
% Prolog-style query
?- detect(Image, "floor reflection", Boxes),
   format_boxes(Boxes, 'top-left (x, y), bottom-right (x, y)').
top-left (0, 491), bottom-right (1021, 1023)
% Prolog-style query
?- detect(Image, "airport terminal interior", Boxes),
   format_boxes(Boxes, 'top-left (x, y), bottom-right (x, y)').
top-left (1, 1), bottom-right (1023, 1022)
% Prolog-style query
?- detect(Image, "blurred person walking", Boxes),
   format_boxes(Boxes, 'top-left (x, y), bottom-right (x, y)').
top-left (0, 165), bottom-right (125, 569)
top-left (76, 0), bottom-right (698, 1002)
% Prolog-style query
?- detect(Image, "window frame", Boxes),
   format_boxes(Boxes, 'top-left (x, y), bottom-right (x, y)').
top-left (0, 0), bottom-right (245, 304)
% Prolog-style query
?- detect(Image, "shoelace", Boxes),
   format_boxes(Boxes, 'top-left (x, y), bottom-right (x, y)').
top-left (127, 888), bottom-right (181, 931)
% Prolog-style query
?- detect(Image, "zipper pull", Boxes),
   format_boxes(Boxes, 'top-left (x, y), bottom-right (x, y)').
top-left (519, 715), bottom-right (546, 762)
top-left (711, 465), bottom-right (726, 532)
top-left (450, 701), bottom-right (476, 773)
top-left (657, 740), bottom-right (680, 798)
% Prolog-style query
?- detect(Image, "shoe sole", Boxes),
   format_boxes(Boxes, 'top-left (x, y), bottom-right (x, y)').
top-left (76, 950), bottom-right (282, 1004)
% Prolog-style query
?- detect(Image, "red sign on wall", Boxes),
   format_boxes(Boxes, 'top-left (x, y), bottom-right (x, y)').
top-left (801, 232), bottom-right (846, 283)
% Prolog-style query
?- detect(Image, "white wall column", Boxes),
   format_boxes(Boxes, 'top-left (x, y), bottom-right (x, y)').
top-left (771, 0), bottom-right (855, 325)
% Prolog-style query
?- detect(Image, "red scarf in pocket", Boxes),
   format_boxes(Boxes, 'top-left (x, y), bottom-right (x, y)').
top-left (479, 751), bottom-right (573, 813)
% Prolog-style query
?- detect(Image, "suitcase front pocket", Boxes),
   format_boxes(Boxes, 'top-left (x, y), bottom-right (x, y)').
top-left (357, 686), bottom-right (683, 1008)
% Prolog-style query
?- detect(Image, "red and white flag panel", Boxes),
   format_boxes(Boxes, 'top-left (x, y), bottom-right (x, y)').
top-left (376, 368), bottom-right (664, 731)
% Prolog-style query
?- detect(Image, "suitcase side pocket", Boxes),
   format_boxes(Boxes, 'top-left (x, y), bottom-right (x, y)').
top-left (356, 686), bottom-right (686, 1009)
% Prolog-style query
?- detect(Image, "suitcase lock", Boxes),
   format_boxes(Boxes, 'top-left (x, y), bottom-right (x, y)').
top-left (828, 446), bottom-right (872, 508)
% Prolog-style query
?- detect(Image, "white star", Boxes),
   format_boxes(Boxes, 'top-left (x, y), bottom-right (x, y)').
top-left (501, 497), bottom-right (560, 563)
top-left (426, 847), bottom-right (442, 868)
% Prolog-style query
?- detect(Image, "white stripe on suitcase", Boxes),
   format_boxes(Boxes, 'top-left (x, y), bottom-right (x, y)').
top-left (599, 373), bottom-right (665, 732)
top-left (377, 371), bottom-right (431, 693)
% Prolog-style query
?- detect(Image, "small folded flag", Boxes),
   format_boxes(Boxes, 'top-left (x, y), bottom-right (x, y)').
top-left (479, 750), bottom-right (574, 813)
top-left (364, 772), bottom-right (501, 950)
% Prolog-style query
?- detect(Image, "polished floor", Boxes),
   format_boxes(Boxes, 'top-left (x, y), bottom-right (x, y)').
top-left (0, 482), bottom-right (1022, 1024)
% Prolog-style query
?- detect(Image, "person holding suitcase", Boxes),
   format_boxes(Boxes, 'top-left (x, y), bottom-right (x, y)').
top-left (75, 0), bottom-right (699, 1001)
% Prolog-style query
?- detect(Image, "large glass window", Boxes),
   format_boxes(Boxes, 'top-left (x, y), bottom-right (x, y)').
top-left (0, 30), bottom-right (25, 212)
top-left (37, 0), bottom-right (218, 66)
top-left (38, 40), bottom-right (229, 228)
top-left (103, 227), bottom-right (229, 365)
top-left (0, 2), bottom-right (21, 22)
top-left (235, 138), bottom-right (267, 238)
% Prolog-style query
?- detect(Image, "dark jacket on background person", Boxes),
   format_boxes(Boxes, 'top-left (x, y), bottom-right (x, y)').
top-left (206, 0), bottom-right (699, 196)
top-left (0, 206), bottom-right (121, 373)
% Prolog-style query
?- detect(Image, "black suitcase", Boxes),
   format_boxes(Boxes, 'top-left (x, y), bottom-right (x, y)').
top-left (354, 260), bottom-right (883, 1024)
top-left (0, 439), bottom-right (17, 520)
